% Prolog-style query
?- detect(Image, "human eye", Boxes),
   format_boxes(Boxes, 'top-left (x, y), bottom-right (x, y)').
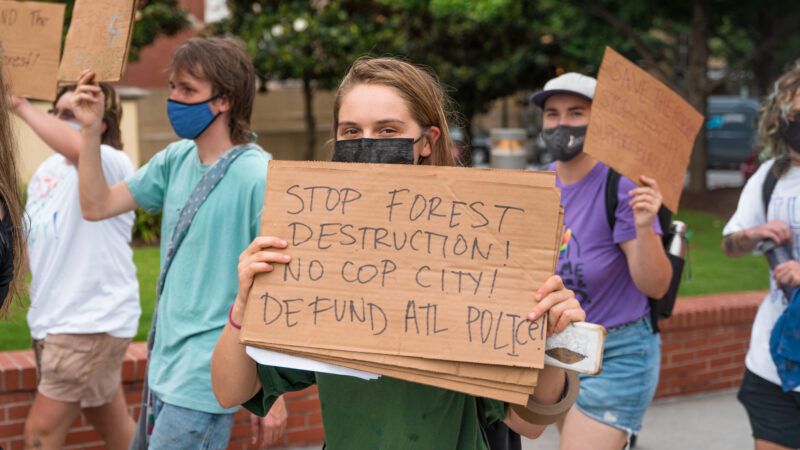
top-left (379, 127), bottom-right (399, 136)
top-left (340, 127), bottom-right (361, 138)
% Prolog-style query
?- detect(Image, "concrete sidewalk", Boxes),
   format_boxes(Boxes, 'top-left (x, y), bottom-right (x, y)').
top-left (523, 389), bottom-right (751, 450)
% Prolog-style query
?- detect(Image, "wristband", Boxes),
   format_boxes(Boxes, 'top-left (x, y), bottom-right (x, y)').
top-left (509, 370), bottom-right (580, 425)
top-left (228, 305), bottom-right (242, 329)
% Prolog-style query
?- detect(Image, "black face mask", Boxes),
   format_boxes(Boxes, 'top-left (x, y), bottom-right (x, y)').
top-left (333, 134), bottom-right (427, 165)
top-left (780, 119), bottom-right (800, 153)
top-left (541, 125), bottom-right (588, 162)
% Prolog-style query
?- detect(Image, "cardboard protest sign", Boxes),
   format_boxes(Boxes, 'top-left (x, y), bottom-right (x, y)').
top-left (57, 0), bottom-right (136, 83)
top-left (266, 343), bottom-right (540, 385)
top-left (240, 161), bottom-right (563, 369)
top-left (0, 1), bottom-right (65, 100)
top-left (287, 350), bottom-right (533, 405)
top-left (584, 47), bottom-right (704, 212)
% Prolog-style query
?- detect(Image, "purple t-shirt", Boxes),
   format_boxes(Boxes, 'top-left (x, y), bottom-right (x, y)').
top-left (555, 162), bottom-right (661, 329)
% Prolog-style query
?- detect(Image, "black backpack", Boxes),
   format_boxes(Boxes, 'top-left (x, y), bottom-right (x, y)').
top-left (762, 168), bottom-right (779, 217)
top-left (604, 169), bottom-right (684, 333)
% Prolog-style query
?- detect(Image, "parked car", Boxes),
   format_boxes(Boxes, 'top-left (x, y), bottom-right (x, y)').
top-left (706, 96), bottom-right (760, 169)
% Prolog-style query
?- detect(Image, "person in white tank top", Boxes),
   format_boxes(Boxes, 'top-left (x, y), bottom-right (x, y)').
top-left (11, 84), bottom-right (139, 450)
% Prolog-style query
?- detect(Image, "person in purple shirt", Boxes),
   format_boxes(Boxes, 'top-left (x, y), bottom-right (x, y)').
top-left (531, 73), bottom-right (672, 450)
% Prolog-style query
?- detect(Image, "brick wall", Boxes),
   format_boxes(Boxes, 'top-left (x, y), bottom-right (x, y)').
top-left (0, 343), bottom-right (324, 450)
top-left (655, 291), bottom-right (763, 398)
top-left (0, 291), bottom-right (765, 449)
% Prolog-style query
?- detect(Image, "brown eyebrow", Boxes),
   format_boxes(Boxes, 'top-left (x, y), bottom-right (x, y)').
top-left (338, 119), bottom-right (406, 127)
top-left (545, 106), bottom-right (585, 114)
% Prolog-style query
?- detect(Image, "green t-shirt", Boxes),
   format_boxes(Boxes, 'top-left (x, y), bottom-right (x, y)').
top-left (244, 365), bottom-right (507, 449)
top-left (126, 139), bottom-right (270, 413)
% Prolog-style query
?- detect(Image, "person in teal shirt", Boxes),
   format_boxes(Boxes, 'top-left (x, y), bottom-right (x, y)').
top-left (212, 57), bottom-right (586, 449)
top-left (71, 37), bottom-right (286, 449)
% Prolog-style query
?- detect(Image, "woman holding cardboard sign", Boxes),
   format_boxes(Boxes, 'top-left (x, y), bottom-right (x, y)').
top-left (531, 73), bottom-right (672, 450)
top-left (212, 57), bottom-right (586, 449)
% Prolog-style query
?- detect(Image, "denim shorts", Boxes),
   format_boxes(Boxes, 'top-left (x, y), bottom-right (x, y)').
top-left (575, 316), bottom-right (660, 435)
top-left (146, 394), bottom-right (235, 450)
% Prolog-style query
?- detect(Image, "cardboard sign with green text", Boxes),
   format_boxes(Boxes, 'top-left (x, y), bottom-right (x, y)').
top-left (240, 161), bottom-right (564, 369)
top-left (58, 0), bottom-right (135, 83)
top-left (0, 1), bottom-right (65, 100)
top-left (584, 47), bottom-right (704, 212)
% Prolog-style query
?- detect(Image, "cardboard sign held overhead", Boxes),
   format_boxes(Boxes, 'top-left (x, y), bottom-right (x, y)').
top-left (584, 47), bottom-right (704, 212)
top-left (0, 1), bottom-right (65, 101)
top-left (240, 161), bottom-right (564, 369)
top-left (57, 0), bottom-right (136, 83)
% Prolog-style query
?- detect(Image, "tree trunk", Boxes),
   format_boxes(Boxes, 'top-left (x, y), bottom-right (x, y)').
top-left (501, 98), bottom-right (509, 128)
top-left (302, 77), bottom-right (317, 161)
top-left (754, 8), bottom-right (777, 97)
top-left (685, 0), bottom-right (711, 194)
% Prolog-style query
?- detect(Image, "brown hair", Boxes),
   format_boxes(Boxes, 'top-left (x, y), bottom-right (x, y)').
top-left (333, 57), bottom-right (457, 167)
top-left (0, 71), bottom-right (26, 315)
top-left (55, 83), bottom-right (124, 149)
top-left (758, 60), bottom-right (800, 177)
top-left (171, 37), bottom-right (256, 145)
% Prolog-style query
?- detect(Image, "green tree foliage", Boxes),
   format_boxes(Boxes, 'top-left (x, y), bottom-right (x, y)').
top-left (128, 0), bottom-right (190, 61)
top-left (399, 0), bottom-right (553, 152)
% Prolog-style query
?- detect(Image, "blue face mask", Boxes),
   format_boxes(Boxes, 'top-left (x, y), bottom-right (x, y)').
top-left (167, 95), bottom-right (221, 140)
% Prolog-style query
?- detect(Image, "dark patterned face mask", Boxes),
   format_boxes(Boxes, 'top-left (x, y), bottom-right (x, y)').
top-left (541, 125), bottom-right (587, 162)
top-left (333, 133), bottom-right (427, 165)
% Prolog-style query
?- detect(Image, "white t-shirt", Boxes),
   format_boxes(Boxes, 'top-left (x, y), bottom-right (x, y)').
top-left (723, 158), bottom-right (800, 391)
top-left (26, 145), bottom-right (140, 339)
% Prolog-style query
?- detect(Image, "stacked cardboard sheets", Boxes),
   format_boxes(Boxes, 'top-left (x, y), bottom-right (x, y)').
top-left (241, 161), bottom-right (565, 405)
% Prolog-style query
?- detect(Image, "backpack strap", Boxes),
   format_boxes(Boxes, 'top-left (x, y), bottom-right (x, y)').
top-left (604, 168), bottom-right (622, 233)
top-left (762, 167), bottom-right (778, 219)
top-left (605, 168), bottom-right (673, 243)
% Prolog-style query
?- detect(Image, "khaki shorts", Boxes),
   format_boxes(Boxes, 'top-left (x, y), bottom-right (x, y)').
top-left (33, 333), bottom-right (131, 408)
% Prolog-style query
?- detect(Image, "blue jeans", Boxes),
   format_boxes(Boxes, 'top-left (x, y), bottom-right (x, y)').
top-left (147, 394), bottom-right (235, 450)
top-left (575, 316), bottom-right (661, 435)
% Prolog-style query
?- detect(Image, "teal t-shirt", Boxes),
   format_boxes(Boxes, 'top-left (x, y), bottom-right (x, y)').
top-left (244, 365), bottom-right (507, 449)
top-left (126, 139), bottom-right (270, 413)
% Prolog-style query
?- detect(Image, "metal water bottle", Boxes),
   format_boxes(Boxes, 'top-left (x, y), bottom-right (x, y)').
top-left (757, 239), bottom-right (795, 300)
top-left (667, 221), bottom-right (688, 259)
top-left (653, 220), bottom-right (688, 321)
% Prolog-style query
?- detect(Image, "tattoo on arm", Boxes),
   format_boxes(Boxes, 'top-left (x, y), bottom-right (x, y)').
top-left (724, 236), bottom-right (736, 254)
